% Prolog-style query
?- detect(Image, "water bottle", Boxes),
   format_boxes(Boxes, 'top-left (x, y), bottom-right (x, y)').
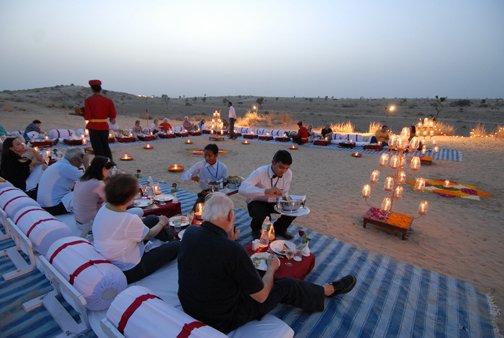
top-left (259, 216), bottom-right (271, 247)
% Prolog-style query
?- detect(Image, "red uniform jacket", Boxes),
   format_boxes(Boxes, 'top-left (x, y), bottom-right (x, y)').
top-left (84, 94), bottom-right (117, 130)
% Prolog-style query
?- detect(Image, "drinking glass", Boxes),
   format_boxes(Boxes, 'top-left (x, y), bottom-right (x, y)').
top-left (285, 250), bottom-right (294, 267)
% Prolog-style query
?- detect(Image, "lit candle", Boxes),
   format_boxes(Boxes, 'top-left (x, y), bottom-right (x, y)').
top-left (414, 177), bottom-right (426, 191)
top-left (370, 170), bottom-right (380, 183)
top-left (418, 200), bottom-right (429, 215)
top-left (185, 139), bottom-right (193, 144)
top-left (433, 146), bottom-right (439, 153)
top-left (82, 138), bottom-right (87, 145)
top-left (33, 146), bottom-right (39, 152)
top-left (393, 186), bottom-right (404, 199)
top-left (397, 170), bottom-right (407, 184)
top-left (379, 153), bottom-right (389, 167)
top-left (421, 144), bottom-right (427, 154)
top-left (109, 132), bottom-right (114, 138)
top-left (289, 145), bottom-right (298, 150)
top-left (144, 144), bottom-right (153, 149)
top-left (44, 136), bottom-right (49, 141)
top-left (242, 140), bottom-right (250, 145)
top-left (410, 156), bottom-right (421, 170)
top-left (194, 202), bottom-right (204, 218)
top-left (45, 150), bottom-right (51, 158)
top-left (443, 180), bottom-right (450, 188)
top-left (152, 184), bottom-right (161, 195)
top-left (381, 197), bottom-right (392, 212)
top-left (361, 184), bottom-right (371, 198)
top-left (409, 137), bottom-right (419, 150)
top-left (384, 176), bottom-right (394, 191)
top-left (389, 155), bottom-right (400, 169)
top-left (120, 154), bottom-right (133, 161)
top-left (84, 129), bottom-right (89, 137)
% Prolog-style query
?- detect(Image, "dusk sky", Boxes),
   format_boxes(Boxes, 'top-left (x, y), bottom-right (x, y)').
top-left (1, 0), bottom-right (503, 98)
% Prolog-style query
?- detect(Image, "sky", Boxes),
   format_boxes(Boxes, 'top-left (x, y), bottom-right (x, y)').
top-left (1, 0), bottom-right (503, 98)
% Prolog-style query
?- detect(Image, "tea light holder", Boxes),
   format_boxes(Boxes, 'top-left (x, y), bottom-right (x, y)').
top-left (194, 202), bottom-right (204, 219)
top-left (120, 154), bottom-right (134, 161)
top-left (185, 139), bottom-right (193, 144)
top-left (242, 140), bottom-right (250, 145)
top-left (168, 164), bottom-right (185, 172)
top-left (152, 184), bottom-right (161, 195)
top-left (289, 145), bottom-right (298, 150)
top-left (144, 144), bottom-right (153, 150)
top-left (443, 179), bottom-right (450, 188)
top-left (352, 152), bottom-right (362, 158)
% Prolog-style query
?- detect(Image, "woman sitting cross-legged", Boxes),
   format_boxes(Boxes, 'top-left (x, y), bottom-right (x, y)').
top-left (92, 174), bottom-right (180, 283)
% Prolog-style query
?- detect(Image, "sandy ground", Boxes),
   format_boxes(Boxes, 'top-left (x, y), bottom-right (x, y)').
top-left (1, 88), bottom-right (503, 333)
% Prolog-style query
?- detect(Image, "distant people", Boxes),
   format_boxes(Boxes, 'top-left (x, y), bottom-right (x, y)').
top-left (0, 124), bottom-right (7, 137)
top-left (178, 192), bottom-right (357, 333)
top-left (23, 119), bottom-right (44, 142)
top-left (132, 120), bottom-right (143, 135)
top-left (291, 121), bottom-right (309, 145)
top-left (84, 79), bottom-right (117, 160)
top-left (159, 118), bottom-right (173, 132)
top-left (307, 124), bottom-right (315, 141)
top-left (228, 101), bottom-right (237, 139)
top-left (73, 156), bottom-right (115, 227)
top-left (1, 137), bottom-right (45, 199)
top-left (183, 116), bottom-right (195, 131)
top-left (181, 143), bottom-right (228, 209)
top-left (93, 174), bottom-right (180, 283)
top-left (37, 148), bottom-right (89, 215)
top-left (371, 125), bottom-right (390, 146)
top-left (197, 119), bottom-right (205, 131)
top-left (150, 118), bottom-right (160, 134)
top-left (321, 124), bottom-right (333, 140)
top-left (239, 150), bottom-right (295, 240)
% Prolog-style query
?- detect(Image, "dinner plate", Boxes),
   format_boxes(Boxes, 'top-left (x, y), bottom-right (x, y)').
top-left (153, 194), bottom-right (174, 202)
top-left (250, 252), bottom-right (271, 271)
top-left (134, 198), bottom-right (153, 208)
top-left (269, 240), bottom-right (296, 255)
top-left (273, 205), bottom-right (310, 217)
top-left (177, 229), bottom-right (186, 240)
top-left (169, 215), bottom-right (190, 227)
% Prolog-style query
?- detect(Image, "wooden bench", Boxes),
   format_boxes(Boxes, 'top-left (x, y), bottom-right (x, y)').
top-left (363, 207), bottom-right (413, 240)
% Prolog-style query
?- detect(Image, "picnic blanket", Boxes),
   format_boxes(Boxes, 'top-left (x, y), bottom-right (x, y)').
top-left (0, 185), bottom-right (498, 337)
top-left (406, 179), bottom-right (492, 200)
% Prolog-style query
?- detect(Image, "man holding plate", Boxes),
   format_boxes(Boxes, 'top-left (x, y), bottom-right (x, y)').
top-left (239, 150), bottom-right (296, 240)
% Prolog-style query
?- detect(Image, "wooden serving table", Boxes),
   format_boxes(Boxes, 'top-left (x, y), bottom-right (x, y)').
top-left (363, 144), bottom-right (384, 151)
top-left (137, 135), bottom-right (157, 141)
top-left (338, 142), bottom-right (356, 148)
top-left (313, 139), bottom-right (330, 146)
top-left (258, 135), bottom-right (273, 141)
top-left (63, 139), bottom-right (84, 146)
top-left (140, 200), bottom-right (182, 218)
top-left (243, 134), bottom-right (259, 139)
top-left (189, 130), bottom-right (202, 136)
top-left (274, 136), bottom-right (290, 142)
top-left (30, 140), bottom-right (58, 148)
top-left (116, 137), bottom-right (137, 143)
top-left (420, 156), bottom-right (433, 165)
top-left (175, 132), bottom-right (190, 137)
top-left (245, 243), bottom-right (315, 280)
top-left (363, 207), bottom-right (413, 240)
top-left (158, 133), bottom-right (176, 139)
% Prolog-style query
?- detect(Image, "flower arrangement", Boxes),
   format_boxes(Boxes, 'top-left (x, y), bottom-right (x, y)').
top-left (298, 229), bottom-right (311, 244)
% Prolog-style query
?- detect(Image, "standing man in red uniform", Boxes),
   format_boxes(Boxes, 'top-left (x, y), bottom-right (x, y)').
top-left (84, 79), bottom-right (117, 160)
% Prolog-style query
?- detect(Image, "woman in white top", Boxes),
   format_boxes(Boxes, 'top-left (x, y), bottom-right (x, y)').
top-left (92, 174), bottom-right (180, 283)
top-left (73, 156), bottom-right (114, 227)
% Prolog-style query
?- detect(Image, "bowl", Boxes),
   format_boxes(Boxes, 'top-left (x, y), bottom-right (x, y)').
top-left (277, 195), bottom-right (306, 212)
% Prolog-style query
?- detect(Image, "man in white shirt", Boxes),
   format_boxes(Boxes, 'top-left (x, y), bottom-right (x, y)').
top-left (228, 101), bottom-right (237, 139)
top-left (238, 150), bottom-right (295, 240)
top-left (37, 147), bottom-right (89, 215)
top-left (181, 143), bottom-right (228, 208)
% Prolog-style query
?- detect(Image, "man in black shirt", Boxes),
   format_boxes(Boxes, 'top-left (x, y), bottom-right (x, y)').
top-left (178, 192), bottom-right (357, 333)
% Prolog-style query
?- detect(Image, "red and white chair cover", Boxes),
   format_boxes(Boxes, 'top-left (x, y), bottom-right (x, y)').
top-left (105, 286), bottom-right (226, 338)
top-left (46, 236), bottom-right (127, 311)
top-left (0, 187), bottom-right (39, 219)
top-left (14, 205), bottom-right (71, 256)
top-left (49, 129), bottom-right (76, 140)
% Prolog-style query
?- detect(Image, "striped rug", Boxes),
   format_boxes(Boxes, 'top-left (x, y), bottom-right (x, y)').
top-left (0, 186), bottom-right (497, 337)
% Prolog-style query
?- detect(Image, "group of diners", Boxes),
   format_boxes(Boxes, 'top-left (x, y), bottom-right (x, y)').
top-left (0, 137), bottom-right (357, 334)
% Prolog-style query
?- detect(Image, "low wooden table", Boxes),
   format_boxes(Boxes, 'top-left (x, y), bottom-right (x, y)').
top-left (420, 156), bottom-right (433, 165)
top-left (338, 142), bottom-right (356, 148)
top-left (258, 135), bottom-right (273, 141)
top-left (363, 207), bottom-right (413, 240)
top-left (116, 137), bottom-right (137, 143)
top-left (243, 134), bottom-right (258, 139)
top-left (209, 135), bottom-right (225, 141)
top-left (363, 144), bottom-right (384, 151)
top-left (30, 140), bottom-right (58, 148)
top-left (274, 136), bottom-right (290, 142)
top-left (141, 200), bottom-right (182, 218)
top-left (314, 139), bottom-right (330, 146)
top-left (137, 135), bottom-right (157, 141)
top-left (158, 133), bottom-right (176, 139)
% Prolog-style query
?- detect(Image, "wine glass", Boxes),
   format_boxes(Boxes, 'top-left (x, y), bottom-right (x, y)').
top-left (285, 249), bottom-right (294, 267)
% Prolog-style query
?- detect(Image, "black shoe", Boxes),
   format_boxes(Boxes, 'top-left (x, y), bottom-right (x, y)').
top-left (251, 230), bottom-right (261, 240)
top-left (328, 275), bottom-right (357, 297)
top-left (277, 232), bottom-right (294, 240)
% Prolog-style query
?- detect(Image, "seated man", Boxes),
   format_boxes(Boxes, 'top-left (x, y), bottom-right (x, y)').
top-left (291, 121), bottom-right (309, 145)
top-left (239, 150), bottom-right (295, 240)
top-left (321, 124), bottom-right (333, 140)
top-left (371, 125), bottom-right (390, 146)
top-left (37, 148), bottom-right (89, 215)
top-left (159, 118), bottom-right (173, 132)
top-left (178, 192), bottom-right (356, 333)
top-left (181, 143), bottom-right (228, 209)
top-left (23, 119), bottom-right (44, 142)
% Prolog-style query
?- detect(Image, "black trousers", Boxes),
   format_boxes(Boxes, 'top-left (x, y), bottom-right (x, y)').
top-left (220, 278), bottom-right (325, 333)
top-left (247, 200), bottom-right (295, 234)
top-left (123, 215), bottom-right (180, 283)
top-left (44, 202), bottom-right (69, 215)
top-left (229, 118), bottom-right (236, 138)
top-left (89, 129), bottom-right (112, 160)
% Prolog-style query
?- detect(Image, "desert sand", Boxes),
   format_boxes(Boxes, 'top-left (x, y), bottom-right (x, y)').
top-left (1, 86), bottom-right (503, 333)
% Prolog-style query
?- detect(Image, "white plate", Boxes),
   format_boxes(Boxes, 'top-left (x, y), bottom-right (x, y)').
top-left (169, 215), bottom-right (190, 227)
top-left (250, 252), bottom-right (271, 271)
top-left (269, 240), bottom-right (296, 255)
top-left (177, 229), bottom-right (186, 240)
top-left (153, 194), bottom-right (174, 202)
top-left (273, 205), bottom-right (311, 217)
top-left (134, 198), bottom-right (153, 208)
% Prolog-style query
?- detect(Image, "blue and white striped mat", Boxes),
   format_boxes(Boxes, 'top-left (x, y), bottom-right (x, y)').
top-left (0, 187), bottom-right (496, 337)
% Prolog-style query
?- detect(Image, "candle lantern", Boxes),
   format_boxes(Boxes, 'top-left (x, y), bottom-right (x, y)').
top-left (370, 170), bottom-right (380, 183)
top-left (414, 177), bottom-right (425, 191)
top-left (168, 164), bottom-right (185, 172)
top-left (152, 184), bottom-right (161, 195)
top-left (144, 144), bottom-right (153, 150)
top-left (44, 136), bottom-right (49, 141)
top-left (393, 186), bottom-right (404, 199)
top-left (379, 153), bottom-right (389, 167)
top-left (84, 129), bottom-right (89, 137)
top-left (185, 139), bottom-right (193, 144)
top-left (389, 155), bottom-right (400, 169)
top-left (289, 145), bottom-right (298, 150)
top-left (33, 146), bottom-right (39, 152)
top-left (384, 176), bottom-right (394, 191)
top-left (433, 146), bottom-right (439, 153)
top-left (400, 127), bottom-right (410, 141)
top-left (194, 202), bottom-right (204, 219)
top-left (362, 184), bottom-right (371, 198)
top-left (421, 144), bottom-right (427, 154)
top-left (398, 170), bottom-right (407, 184)
top-left (381, 197), bottom-right (392, 212)
top-left (409, 137), bottom-right (419, 150)
top-left (443, 180), bottom-right (450, 188)
top-left (120, 154), bottom-right (133, 161)
top-left (418, 200), bottom-right (429, 215)
top-left (410, 156), bottom-right (421, 170)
